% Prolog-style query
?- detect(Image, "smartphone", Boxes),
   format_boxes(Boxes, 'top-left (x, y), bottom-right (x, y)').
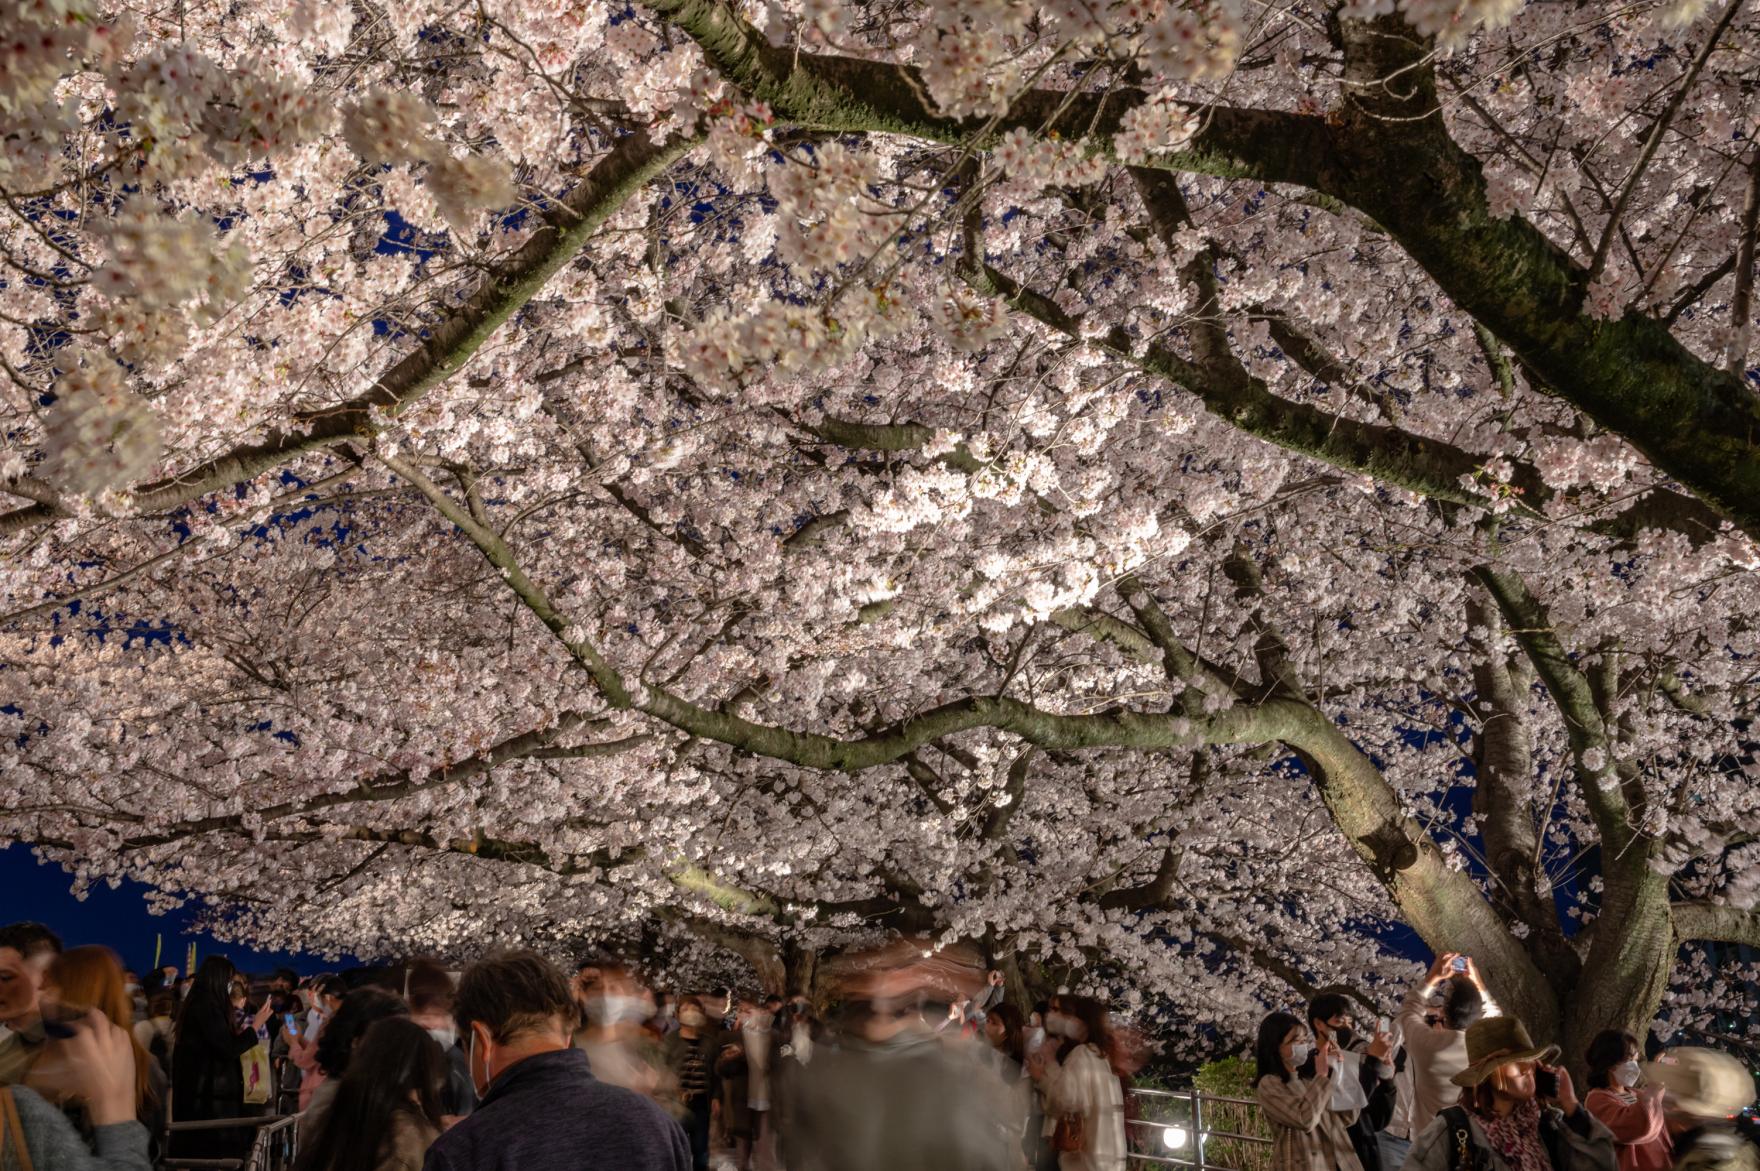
top-left (1451, 956), bottom-right (1469, 972)
top-left (284, 1012), bottom-right (299, 1032)
top-left (1376, 1016), bottom-right (1391, 1034)
top-left (1535, 1068), bottom-right (1559, 1098)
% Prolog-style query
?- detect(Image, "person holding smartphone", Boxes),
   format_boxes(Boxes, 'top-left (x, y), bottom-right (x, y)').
top-left (1401, 1016), bottom-right (1615, 1171)
top-left (1399, 951), bottom-right (1492, 1139)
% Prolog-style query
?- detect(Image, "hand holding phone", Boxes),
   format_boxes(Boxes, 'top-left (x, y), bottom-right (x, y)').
top-left (1451, 955), bottom-right (1469, 973)
top-left (1534, 1067), bottom-right (1559, 1098)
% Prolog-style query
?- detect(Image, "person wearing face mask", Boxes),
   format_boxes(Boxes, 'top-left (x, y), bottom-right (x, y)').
top-left (406, 960), bottom-right (477, 1120)
top-left (1028, 996), bottom-right (1126, 1171)
top-left (1581, 1031), bottom-right (1670, 1171)
top-left (661, 997), bottom-right (719, 1171)
top-left (421, 952), bottom-right (689, 1171)
top-left (573, 966), bottom-right (667, 1099)
top-left (1401, 1016), bottom-right (1614, 1171)
top-left (1301, 994), bottom-right (1400, 1171)
top-left (1255, 1011), bottom-right (1364, 1171)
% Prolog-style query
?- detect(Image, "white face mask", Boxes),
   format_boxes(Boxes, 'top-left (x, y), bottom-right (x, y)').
top-left (585, 994), bottom-right (647, 1026)
top-left (1614, 1060), bottom-right (1641, 1088)
top-left (1044, 1012), bottom-right (1073, 1038)
top-left (427, 1024), bottom-right (458, 1050)
top-left (679, 1010), bottom-right (708, 1029)
top-left (1288, 1041), bottom-right (1313, 1068)
top-left (1025, 1026), bottom-right (1046, 1051)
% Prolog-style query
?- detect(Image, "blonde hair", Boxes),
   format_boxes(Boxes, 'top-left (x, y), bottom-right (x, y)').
top-left (47, 945), bottom-right (158, 1113)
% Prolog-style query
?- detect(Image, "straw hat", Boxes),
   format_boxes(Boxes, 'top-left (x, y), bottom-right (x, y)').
top-left (1642, 1048), bottom-right (1757, 1118)
top-left (1451, 1017), bottom-right (1560, 1088)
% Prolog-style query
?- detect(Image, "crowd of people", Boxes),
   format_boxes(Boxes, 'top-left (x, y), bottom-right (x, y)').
top-left (1252, 953), bottom-right (1758, 1171)
top-left (0, 922), bottom-right (1754, 1171)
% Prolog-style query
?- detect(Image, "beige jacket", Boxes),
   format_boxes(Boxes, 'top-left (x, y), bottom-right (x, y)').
top-left (1398, 982), bottom-right (1468, 1139)
top-left (1257, 1071), bottom-right (1364, 1171)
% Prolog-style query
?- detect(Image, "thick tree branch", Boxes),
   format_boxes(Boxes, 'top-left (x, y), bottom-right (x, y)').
top-left (0, 130), bottom-right (694, 538)
top-left (1673, 902), bottom-right (1760, 947)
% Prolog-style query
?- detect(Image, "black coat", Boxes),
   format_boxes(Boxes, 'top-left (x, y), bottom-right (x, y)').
top-left (169, 999), bottom-right (258, 1157)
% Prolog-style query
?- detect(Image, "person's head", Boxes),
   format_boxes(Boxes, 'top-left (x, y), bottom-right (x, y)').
top-left (313, 975), bottom-right (346, 1014)
top-left (764, 994), bottom-right (783, 1013)
top-left (180, 955), bottom-right (240, 1024)
top-left (677, 996), bottom-right (708, 1032)
top-left (293, 1018), bottom-right (447, 1171)
top-left (1046, 994), bottom-right (1110, 1053)
top-left (985, 1001), bottom-right (1025, 1062)
top-left (404, 960), bottom-right (456, 1033)
top-left (1440, 977), bottom-right (1484, 1032)
top-left (0, 922), bottom-right (64, 1026)
top-left (1306, 992), bottom-right (1356, 1048)
top-left (1255, 1011), bottom-right (1309, 1084)
top-left (1586, 1029), bottom-right (1642, 1091)
top-left (148, 992), bottom-right (175, 1021)
top-left (44, 946), bottom-right (157, 1110)
top-left (1452, 1017), bottom-right (1559, 1116)
top-left (315, 988), bottom-right (408, 1078)
top-left (455, 952), bottom-right (576, 1095)
top-left (579, 964), bottom-right (647, 1030)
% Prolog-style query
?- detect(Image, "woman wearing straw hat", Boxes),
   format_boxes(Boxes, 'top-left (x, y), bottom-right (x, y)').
top-left (1400, 1017), bottom-right (1616, 1171)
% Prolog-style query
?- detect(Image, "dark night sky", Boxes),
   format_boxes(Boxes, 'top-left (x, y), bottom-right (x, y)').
top-left (1, 844), bottom-right (358, 977)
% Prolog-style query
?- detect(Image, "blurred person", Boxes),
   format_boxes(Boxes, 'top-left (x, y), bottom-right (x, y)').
top-left (305, 987), bottom-right (410, 1131)
top-left (295, 1018), bottom-right (448, 1171)
top-left (132, 993), bottom-right (174, 1076)
top-left (662, 996), bottom-right (717, 1171)
top-left (1402, 1017), bottom-right (1614, 1171)
top-left (1254, 1010), bottom-right (1363, 1171)
top-left (309, 975), bottom-right (346, 1034)
top-left (421, 951), bottom-right (689, 1171)
top-left (1582, 1030), bottom-right (1670, 1171)
top-left (0, 1009), bottom-right (152, 1171)
top-left (574, 963), bottom-right (666, 1097)
top-left (36, 947), bottom-right (165, 1140)
top-left (120, 972), bottom-right (145, 1024)
top-left (1303, 993), bottom-right (1398, 1171)
top-left (741, 999), bottom-right (775, 1166)
top-left (0, 923), bottom-right (63, 1086)
top-left (782, 997), bottom-right (815, 1067)
top-left (1400, 951), bottom-right (1490, 1138)
top-left (776, 939), bottom-right (1017, 1171)
top-left (1031, 995), bottom-right (1127, 1171)
top-left (982, 1002), bottom-right (1037, 1163)
top-left (168, 955), bottom-right (271, 1160)
top-left (1644, 1047), bottom-right (1758, 1171)
top-left (717, 1028), bottom-right (755, 1171)
top-left (406, 960), bottom-right (477, 1118)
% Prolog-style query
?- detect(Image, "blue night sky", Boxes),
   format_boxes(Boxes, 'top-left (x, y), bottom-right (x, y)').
top-left (1, 844), bottom-right (358, 977)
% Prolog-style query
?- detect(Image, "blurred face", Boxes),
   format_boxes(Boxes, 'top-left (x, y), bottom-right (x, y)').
top-left (0, 946), bottom-right (53, 1026)
top-left (1281, 1025), bottom-right (1312, 1068)
top-left (1493, 1060), bottom-right (1537, 1101)
top-left (1319, 1012), bottom-right (1353, 1043)
top-left (984, 1014), bottom-right (1006, 1046)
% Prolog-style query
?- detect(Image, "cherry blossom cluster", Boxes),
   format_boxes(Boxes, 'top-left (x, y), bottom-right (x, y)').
top-left (39, 349), bottom-right (161, 496)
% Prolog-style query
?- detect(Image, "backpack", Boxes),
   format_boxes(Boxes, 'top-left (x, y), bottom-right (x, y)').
top-left (1440, 1107), bottom-right (1494, 1171)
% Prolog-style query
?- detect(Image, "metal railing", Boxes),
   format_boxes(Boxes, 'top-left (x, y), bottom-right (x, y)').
top-left (162, 1112), bottom-right (301, 1171)
top-left (1127, 1087), bottom-right (1274, 1171)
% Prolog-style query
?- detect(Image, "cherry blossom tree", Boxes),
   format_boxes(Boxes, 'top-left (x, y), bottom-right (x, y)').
top-left (3, 0), bottom-right (1758, 1057)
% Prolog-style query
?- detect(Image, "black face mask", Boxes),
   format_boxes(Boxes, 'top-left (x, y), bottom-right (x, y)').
top-left (1332, 1026), bottom-right (1357, 1051)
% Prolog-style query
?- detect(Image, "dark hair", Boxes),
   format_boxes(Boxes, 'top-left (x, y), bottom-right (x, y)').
top-left (404, 961), bottom-right (455, 1017)
top-left (177, 955), bottom-right (241, 1037)
top-left (316, 988), bottom-right (408, 1078)
top-left (1585, 1029), bottom-right (1638, 1091)
top-left (987, 1002), bottom-right (1026, 1065)
top-left (1255, 1011), bottom-right (1305, 1084)
top-left (1050, 995), bottom-right (1114, 1065)
top-left (1306, 992), bottom-right (1353, 1029)
top-left (273, 968), bottom-right (298, 985)
top-left (1441, 978), bottom-right (1484, 1031)
top-left (314, 975), bottom-right (347, 1000)
top-left (294, 1018), bottom-right (445, 1171)
top-left (455, 952), bottom-right (575, 1043)
top-left (0, 922), bottom-right (63, 961)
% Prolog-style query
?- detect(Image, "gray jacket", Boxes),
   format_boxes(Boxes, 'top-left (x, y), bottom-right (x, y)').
top-left (1, 1085), bottom-right (151, 1171)
top-left (1400, 1104), bottom-right (1616, 1171)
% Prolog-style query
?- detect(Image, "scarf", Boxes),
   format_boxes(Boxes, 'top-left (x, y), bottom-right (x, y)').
top-left (1475, 1098), bottom-right (1552, 1171)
